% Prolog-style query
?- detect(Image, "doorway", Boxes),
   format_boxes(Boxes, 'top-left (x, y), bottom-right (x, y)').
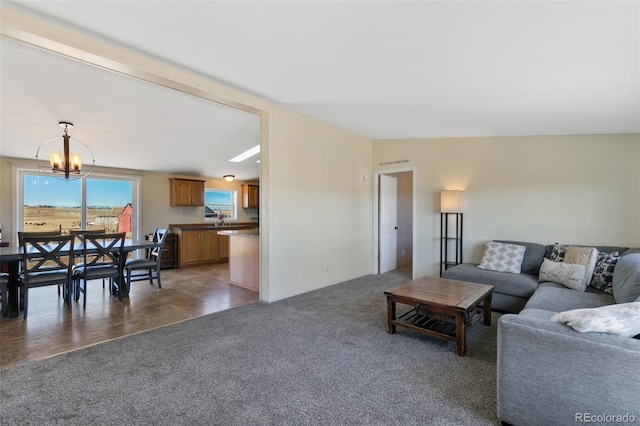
top-left (374, 168), bottom-right (415, 278)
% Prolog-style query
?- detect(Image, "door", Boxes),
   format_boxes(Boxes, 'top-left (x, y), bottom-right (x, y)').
top-left (379, 174), bottom-right (398, 273)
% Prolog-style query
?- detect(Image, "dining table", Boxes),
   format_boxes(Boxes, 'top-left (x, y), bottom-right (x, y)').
top-left (0, 239), bottom-right (158, 318)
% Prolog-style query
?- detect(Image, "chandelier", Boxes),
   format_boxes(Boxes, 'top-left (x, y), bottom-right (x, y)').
top-left (35, 122), bottom-right (95, 181)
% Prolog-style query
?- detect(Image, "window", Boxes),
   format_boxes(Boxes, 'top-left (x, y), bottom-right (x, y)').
top-left (16, 164), bottom-right (140, 241)
top-left (204, 189), bottom-right (236, 220)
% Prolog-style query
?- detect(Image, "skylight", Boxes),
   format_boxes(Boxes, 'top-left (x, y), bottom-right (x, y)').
top-left (229, 145), bottom-right (260, 162)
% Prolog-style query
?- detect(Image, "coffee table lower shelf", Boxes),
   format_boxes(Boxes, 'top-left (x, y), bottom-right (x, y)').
top-left (393, 307), bottom-right (486, 341)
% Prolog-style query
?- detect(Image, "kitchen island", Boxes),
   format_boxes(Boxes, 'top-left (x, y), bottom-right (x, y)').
top-left (217, 229), bottom-right (259, 293)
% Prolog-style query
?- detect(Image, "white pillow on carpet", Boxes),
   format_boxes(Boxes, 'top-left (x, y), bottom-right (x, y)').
top-left (477, 241), bottom-right (526, 274)
top-left (551, 302), bottom-right (640, 337)
top-left (539, 258), bottom-right (588, 291)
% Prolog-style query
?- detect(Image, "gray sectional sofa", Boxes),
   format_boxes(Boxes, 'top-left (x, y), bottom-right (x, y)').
top-left (441, 241), bottom-right (640, 426)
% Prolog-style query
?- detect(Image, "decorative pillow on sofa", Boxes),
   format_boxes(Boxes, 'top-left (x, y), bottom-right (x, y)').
top-left (539, 258), bottom-right (588, 291)
top-left (549, 244), bottom-right (567, 262)
top-left (477, 241), bottom-right (526, 274)
top-left (590, 251), bottom-right (620, 294)
top-left (563, 246), bottom-right (598, 287)
top-left (495, 240), bottom-right (545, 275)
top-left (612, 253), bottom-right (640, 304)
top-left (551, 302), bottom-right (640, 337)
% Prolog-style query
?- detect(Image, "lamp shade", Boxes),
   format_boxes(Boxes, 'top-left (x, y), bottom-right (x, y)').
top-left (440, 190), bottom-right (463, 213)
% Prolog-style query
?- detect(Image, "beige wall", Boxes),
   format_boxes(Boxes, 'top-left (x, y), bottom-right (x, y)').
top-left (266, 107), bottom-right (372, 301)
top-left (373, 134), bottom-right (640, 278)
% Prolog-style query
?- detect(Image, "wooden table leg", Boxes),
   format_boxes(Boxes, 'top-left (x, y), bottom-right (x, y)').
top-left (484, 293), bottom-right (492, 326)
top-left (455, 312), bottom-right (466, 356)
top-left (386, 296), bottom-right (396, 334)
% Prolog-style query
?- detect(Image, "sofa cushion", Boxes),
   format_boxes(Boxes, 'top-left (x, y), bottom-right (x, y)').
top-left (612, 253), bottom-right (640, 304)
top-left (538, 259), bottom-right (588, 291)
top-left (495, 240), bottom-right (545, 275)
top-left (477, 241), bottom-right (526, 274)
top-left (524, 284), bottom-right (614, 312)
top-left (551, 302), bottom-right (640, 337)
top-left (442, 263), bottom-right (539, 298)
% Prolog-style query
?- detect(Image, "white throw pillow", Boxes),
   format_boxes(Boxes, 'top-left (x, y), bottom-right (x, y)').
top-left (539, 258), bottom-right (588, 291)
top-left (477, 241), bottom-right (526, 274)
top-left (551, 302), bottom-right (640, 337)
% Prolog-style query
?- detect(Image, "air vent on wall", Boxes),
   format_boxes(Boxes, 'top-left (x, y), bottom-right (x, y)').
top-left (379, 159), bottom-right (409, 166)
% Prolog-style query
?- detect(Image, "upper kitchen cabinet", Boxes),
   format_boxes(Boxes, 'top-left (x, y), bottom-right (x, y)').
top-left (241, 184), bottom-right (259, 209)
top-left (169, 178), bottom-right (205, 206)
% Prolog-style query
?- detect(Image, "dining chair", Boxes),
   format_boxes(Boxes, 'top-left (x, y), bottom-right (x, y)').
top-left (18, 229), bottom-right (62, 296)
top-left (73, 232), bottom-right (126, 307)
top-left (69, 229), bottom-right (108, 288)
top-left (18, 233), bottom-right (75, 319)
top-left (125, 228), bottom-right (168, 290)
top-left (20, 229), bottom-right (65, 295)
top-left (0, 272), bottom-right (8, 317)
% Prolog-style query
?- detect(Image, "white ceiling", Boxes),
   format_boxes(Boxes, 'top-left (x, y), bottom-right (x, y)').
top-left (1, 1), bottom-right (638, 175)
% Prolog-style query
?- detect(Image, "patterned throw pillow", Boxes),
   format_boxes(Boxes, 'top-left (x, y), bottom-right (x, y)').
top-left (563, 246), bottom-right (598, 288)
top-left (549, 244), bottom-right (567, 262)
top-left (590, 252), bottom-right (620, 294)
top-left (477, 241), bottom-right (526, 274)
top-left (551, 302), bottom-right (640, 337)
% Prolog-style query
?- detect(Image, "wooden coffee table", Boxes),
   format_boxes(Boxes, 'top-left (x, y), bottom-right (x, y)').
top-left (384, 276), bottom-right (493, 356)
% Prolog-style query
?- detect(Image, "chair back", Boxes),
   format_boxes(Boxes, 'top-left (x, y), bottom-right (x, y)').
top-left (19, 230), bottom-right (62, 237)
top-left (18, 233), bottom-right (75, 277)
top-left (150, 228), bottom-right (168, 260)
top-left (69, 228), bottom-right (106, 238)
top-left (79, 232), bottom-right (126, 270)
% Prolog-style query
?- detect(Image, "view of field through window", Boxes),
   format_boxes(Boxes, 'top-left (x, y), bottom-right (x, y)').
top-left (204, 189), bottom-right (235, 220)
top-left (23, 174), bottom-right (133, 238)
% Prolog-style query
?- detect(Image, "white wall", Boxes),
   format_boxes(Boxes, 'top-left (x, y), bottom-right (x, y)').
top-left (373, 134), bottom-right (640, 278)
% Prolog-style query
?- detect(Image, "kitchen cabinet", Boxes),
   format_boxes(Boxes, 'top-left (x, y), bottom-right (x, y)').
top-left (169, 178), bottom-right (205, 206)
top-left (241, 184), bottom-right (259, 208)
top-left (218, 233), bottom-right (229, 261)
top-left (179, 229), bottom-right (218, 267)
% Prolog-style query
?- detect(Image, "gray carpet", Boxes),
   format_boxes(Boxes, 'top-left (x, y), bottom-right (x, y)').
top-left (0, 268), bottom-right (500, 425)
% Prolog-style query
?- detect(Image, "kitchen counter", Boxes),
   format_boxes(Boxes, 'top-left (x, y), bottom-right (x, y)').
top-left (220, 229), bottom-right (259, 293)
top-left (216, 229), bottom-right (259, 238)
top-left (169, 222), bottom-right (258, 232)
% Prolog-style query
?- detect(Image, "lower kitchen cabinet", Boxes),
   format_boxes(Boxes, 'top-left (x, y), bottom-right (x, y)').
top-left (179, 229), bottom-right (219, 267)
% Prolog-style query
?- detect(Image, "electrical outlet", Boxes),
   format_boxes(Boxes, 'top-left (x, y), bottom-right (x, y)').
top-left (401, 250), bottom-right (406, 257)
